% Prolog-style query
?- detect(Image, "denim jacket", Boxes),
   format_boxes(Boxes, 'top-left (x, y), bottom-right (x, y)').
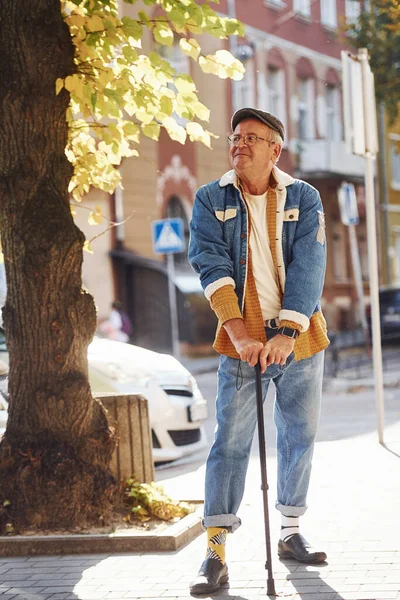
top-left (188, 166), bottom-right (326, 333)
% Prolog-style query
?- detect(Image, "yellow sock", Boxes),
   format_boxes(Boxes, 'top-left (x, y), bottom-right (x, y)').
top-left (206, 527), bottom-right (228, 564)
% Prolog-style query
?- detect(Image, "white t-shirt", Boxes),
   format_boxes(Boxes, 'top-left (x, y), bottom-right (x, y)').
top-left (245, 192), bottom-right (281, 320)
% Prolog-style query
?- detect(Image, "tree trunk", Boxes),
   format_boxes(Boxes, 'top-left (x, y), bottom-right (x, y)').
top-left (0, 0), bottom-right (117, 532)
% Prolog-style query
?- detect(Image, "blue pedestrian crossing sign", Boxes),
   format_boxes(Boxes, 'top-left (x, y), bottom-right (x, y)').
top-left (152, 218), bottom-right (185, 254)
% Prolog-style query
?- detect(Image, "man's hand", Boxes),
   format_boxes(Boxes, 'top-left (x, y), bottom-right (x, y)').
top-left (259, 334), bottom-right (295, 372)
top-left (234, 336), bottom-right (264, 366)
top-left (223, 318), bottom-right (263, 366)
top-left (224, 319), bottom-right (295, 370)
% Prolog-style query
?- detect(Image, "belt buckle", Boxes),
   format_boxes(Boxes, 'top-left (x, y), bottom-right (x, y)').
top-left (266, 317), bottom-right (279, 329)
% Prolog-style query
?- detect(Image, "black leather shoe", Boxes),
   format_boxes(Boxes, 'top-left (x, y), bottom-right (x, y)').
top-left (190, 557), bottom-right (229, 595)
top-left (278, 533), bottom-right (327, 564)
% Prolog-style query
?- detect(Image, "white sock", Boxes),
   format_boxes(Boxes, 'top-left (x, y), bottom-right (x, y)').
top-left (280, 515), bottom-right (299, 542)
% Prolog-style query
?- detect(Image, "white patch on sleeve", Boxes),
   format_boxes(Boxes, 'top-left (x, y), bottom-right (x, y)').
top-left (317, 211), bottom-right (326, 246)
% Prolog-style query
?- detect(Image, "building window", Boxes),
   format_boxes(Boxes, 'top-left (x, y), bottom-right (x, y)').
top-left (294, 0), bottom-right (311, 17)
top-left (298, 77), bottom-right (314, 140)
top-left (321, 0), bottom-right (337, 28)
top-left (332, 220), bottom-right (349, 282)
top-left (326, 85), bottom-right (341, 141)
top-left (165, 196), bottom-right (190, 268)
top-left (264, 0), bottom-right (287, 8)
top-left (345, 0), bottom-right (361, 24)
top-left (233, 57), bottom-right (255, 112)
top-left (267, 67), bottom-right (286, 127)
top-left (390, 137), bottom-right (400, 190)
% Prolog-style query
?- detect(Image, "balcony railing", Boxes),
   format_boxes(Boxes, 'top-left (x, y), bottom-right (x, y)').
top-left (296, 139), bottom-right (366, 178)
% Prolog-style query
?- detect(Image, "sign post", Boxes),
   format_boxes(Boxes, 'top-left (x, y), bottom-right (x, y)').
top-left (152, 218), bottom-right (185, 359)
top-left (341, 49), bottom-right (384, 443)
top-left (338, 182), bottom-right (369, 343)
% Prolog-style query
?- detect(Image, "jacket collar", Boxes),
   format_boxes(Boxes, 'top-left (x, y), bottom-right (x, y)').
top-left (219, 166), bottom-right (295, 189)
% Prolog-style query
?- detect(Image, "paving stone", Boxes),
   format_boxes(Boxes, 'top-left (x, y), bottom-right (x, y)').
top-left (54, 566), bottom-right (90, 574)
top-left (124, 593), bottom-right (168, 599)
top-left (0, 581), bottom-right (40, 589)
top-left (41, 589), bottom-right (76, 595)
top-left (96, 582), bottom-right (153, 592)
top-left (0, 569), bottom-right (12, 577)
top-left (71, 594), bottom-right (105, 600)
top-left (286, 571), bottom-right (321, 579)
top-left (361, 583), bottom-right (400, 592)
top-left (150, 581), bottom-right (194, 591)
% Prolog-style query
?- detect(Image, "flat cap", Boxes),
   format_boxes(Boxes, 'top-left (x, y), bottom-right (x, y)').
top-left (231, 108), bottom-right (285, 141)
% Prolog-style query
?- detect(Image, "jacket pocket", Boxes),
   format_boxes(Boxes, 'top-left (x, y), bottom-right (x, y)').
top-left (283, 208), bottom-right (299, 222)
top-left (215, 208), bottom-right (237, 222)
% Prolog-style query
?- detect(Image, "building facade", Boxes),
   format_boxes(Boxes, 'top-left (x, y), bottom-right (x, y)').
top-left (379, 110), bottom-right (400, 286)
top-left (83, 0), bottom-right (373, 354)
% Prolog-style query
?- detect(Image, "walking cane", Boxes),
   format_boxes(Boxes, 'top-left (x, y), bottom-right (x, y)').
top-left (255, 362), bottom-right (276, 596)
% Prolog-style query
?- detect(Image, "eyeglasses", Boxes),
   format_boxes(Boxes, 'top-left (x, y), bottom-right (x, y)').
top-left (227, 134), bottom-right (278, 147)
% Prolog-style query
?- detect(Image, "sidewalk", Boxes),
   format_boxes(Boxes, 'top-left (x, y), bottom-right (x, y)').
top-left (0, 374), bottom-right (399, 599)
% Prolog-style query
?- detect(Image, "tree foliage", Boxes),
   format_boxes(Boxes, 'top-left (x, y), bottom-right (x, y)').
top-left (0, 0), bottom-right (245, 533)
top-left (60, 0), bottom-right (245, 202)
top-left (348, 0), bottom-right (400, 122)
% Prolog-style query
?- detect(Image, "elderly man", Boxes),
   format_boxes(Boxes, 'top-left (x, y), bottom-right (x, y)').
top-left (188, 108), bottom-right (329, 595)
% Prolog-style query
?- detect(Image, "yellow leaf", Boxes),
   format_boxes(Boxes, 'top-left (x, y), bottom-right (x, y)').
top-left (83, 240), bottom-right (94, 254)
top-left (174, 75), bottom-right (196, 94)
top-left (142, 123), bottom-right (160, 140)
top-left (66, 14), bottom-right (86, 28)
top-left (86, 15), bottom-right (105, 32)
top-left (214, 49), bottom-right (237, 66)
top-left (123, 121), bottom-right (140, 142)
top-left (186, 122), bottom-right (211, 148)
top-left (163, 117), bottom-right (187, 145)
top-left (198, 55), bottom-right (219, 76)
top-left (153, 25), bottom-right (174, 46)
top-left (160, 95), bottom-right (173, 116)
top-left (64, 75), bottom-right (77, 92)
top-left (193, 100), bottom-right (210, 122)
top-left (136, 108), bottom-right (155, 125)
top-left (179, 38), bottom-right (200, 61)
top-left (88, 205), bottom-right (103, 225)
top-left (56, 79), bottom-right (64, 96)
top-left (186, 122), bottom-right (204, 138)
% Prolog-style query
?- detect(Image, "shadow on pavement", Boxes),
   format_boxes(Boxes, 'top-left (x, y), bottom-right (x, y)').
top-left (280, 560), bottom-right (344, 600)
top-left (0, 555), bottom-right (91, 599)
top-left (155, 453), bottom-right (207, 480)
top-left (382, 442), bottom-right (400, 459)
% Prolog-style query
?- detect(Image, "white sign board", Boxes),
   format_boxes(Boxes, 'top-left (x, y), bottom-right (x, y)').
top-left (341, 50), bottom-right (378, 157)
top-left (338, 182), bottom-right (359, 226)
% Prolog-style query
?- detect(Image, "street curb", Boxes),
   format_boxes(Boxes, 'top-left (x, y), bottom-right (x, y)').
top-left (0, 511), bottom-right (203, 557)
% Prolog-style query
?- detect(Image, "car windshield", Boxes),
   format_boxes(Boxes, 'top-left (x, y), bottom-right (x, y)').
top-left (380, 290), bottom-right (400, 306)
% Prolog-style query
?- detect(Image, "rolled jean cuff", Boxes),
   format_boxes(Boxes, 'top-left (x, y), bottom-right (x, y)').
top-left (202, 514), bottom-right (242, 533)
top-left (276, 503), bottom-right (307, 517)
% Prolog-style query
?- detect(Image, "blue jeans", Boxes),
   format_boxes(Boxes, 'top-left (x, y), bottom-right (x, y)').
top-left (203, 339), bottom-right (324, 533)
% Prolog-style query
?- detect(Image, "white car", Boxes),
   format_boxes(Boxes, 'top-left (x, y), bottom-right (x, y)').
top-left (0, 337), bottom-right (208, 464)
